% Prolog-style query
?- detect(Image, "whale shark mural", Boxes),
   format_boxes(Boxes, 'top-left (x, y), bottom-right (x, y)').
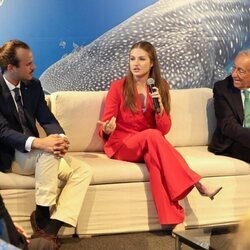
top-left (40, 0), bottom-right (250, 92)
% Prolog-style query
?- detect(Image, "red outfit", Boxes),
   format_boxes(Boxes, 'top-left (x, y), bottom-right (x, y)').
top-left (100, 78), bottom-right (201, 224)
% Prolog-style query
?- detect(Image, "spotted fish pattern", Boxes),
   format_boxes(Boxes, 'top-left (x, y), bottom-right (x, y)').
top-left (40, 0), bottom-right (250, 92)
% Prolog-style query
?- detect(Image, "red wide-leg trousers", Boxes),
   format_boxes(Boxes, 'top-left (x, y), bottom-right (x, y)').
top-left (113, 129), bottom-right (201, 224)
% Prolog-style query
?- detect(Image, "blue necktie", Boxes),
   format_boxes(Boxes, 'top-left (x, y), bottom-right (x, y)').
top-left (13, 88), bottom-right (32, 135)
top-left (243, 90), bottom-right (250, 128)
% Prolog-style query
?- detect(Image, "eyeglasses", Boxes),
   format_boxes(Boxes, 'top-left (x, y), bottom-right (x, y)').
top-left (231, 66), bottom-right (249, 76)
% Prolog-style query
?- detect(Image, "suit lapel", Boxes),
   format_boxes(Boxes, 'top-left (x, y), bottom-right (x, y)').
top-left (234, 91), bottom-right (244, 124)
top-left (228, 78), bottom-right (244, 124)
top-left (0, 75), bottom-right (20, 124)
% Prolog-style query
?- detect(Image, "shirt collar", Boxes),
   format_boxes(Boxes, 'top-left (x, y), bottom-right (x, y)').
top-left (3, 74), bottom-right (21, 91)
top-left (241, 88), bottom-right (250, 92)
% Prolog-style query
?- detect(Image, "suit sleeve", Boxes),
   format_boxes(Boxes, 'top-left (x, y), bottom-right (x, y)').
top-left (0, 110), bottom-right (28, 152)
top-left (155, 111), bottom-right (171, 135)
top-left (99, 81), bottom-right (120, 140)
top-left (213, 83), bottom-right (250, 148)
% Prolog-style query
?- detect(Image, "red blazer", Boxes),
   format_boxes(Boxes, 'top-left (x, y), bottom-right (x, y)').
top-left (100, 78), bottom-right (171, 158)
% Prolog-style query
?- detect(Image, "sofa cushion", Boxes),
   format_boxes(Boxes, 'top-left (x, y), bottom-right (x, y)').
top-left (0, 172), bottom-right (35, 189)
top-left (50, 91), bottom-right (107, 152)
top-left (68, 149), bottom-right (250, 185)
top-left (75, 146), bottom-right (250, 184)
top-left (68, 152), bottom-right (148, 185)
top-left (165, 88), bottom-right (216, 147)
top-left (1, 147), bottom-right (249, 189)
top-left (177, 146), bottom-right (250, 177)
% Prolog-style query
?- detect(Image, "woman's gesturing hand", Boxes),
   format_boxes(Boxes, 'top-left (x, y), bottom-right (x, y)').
top-left (98, 116), bottom-right (117, 134)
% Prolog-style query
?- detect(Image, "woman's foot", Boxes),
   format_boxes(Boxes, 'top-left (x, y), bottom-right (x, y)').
top-left (173, 223), bottom-right (185, 232)
top-left (171, 223), bottom-right (185, 238)
top-left (195, 182), bottom-right (222, 200)
top-left (161, 223), bottom-right (185, 236)
top-left (162, 223), bottom-right (185, 236)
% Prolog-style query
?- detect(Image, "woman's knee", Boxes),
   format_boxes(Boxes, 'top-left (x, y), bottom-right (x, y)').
top-left (143, 129), bottom-right (163, 143)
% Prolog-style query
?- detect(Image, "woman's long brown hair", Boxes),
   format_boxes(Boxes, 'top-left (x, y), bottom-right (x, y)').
top-left (123, 41), bottom-right (170, 115)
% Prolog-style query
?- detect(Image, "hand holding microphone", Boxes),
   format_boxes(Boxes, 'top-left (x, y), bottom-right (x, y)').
top-left (147, 78), bottom-right (163, 114)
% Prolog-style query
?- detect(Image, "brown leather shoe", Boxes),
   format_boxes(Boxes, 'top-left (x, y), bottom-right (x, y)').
top-left (31, 230), bottom-right (61, 250)
top-left (28, 237), bottom-right (57, 250)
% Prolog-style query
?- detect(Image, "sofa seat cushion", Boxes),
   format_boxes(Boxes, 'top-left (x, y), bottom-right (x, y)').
top-left (0, 172), bottom-right (35, 189)
top-left (68, 147), bottom-right (250, 185)
top-left (0, 153), bottom-right (148, 189)
top-left (1, 146), bottom-right (248, 189)
top-left (68, 152), bottom-right (149, 185)
top-left (177, 146), bottom-right (250, 177)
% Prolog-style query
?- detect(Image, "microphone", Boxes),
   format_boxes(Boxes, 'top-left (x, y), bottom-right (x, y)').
top-left (147, 78), bottom-right (160, 113)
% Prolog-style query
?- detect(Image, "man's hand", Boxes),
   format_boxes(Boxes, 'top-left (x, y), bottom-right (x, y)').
top-left (32, 134), bottom-right (70, 158)
top-left (53, 135), bottom-right (70, 158)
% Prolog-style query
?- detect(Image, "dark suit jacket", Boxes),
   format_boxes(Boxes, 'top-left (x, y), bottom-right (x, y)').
top-left (208, 75), bottom-right (250, 154)
top-left (0, 73), bottom-right (64, 172)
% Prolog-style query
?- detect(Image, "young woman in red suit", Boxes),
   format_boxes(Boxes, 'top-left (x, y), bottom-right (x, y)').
top-left (98, 41), bottom-right (222, 229)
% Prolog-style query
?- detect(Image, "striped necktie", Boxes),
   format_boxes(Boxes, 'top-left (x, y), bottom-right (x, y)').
top-left (243, 90), bottom-right (250, 128)
top-left (13, 87), bottom-right (32, 135)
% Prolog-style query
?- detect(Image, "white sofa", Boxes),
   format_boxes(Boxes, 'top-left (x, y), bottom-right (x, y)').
top-left (1, 88), bottom-right (250, 237)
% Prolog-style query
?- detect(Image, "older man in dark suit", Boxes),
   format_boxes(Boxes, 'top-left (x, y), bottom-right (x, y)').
top-left (209, 50), bottom-right (250, 163)
top-left (0, 40), bottom-right (92, 249)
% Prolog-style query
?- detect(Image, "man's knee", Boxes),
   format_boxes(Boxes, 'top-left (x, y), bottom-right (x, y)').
top-left (80, 163), bottom-right (93, 178)
top-left (73, 161), bottom-right (93, 182)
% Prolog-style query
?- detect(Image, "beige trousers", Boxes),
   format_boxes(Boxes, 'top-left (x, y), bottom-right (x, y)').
top-left (11, 150), bottom-right (92, 227)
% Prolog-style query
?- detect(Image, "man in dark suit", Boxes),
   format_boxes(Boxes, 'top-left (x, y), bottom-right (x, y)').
top-left (209, 50), bottom-right (250, 163)
top-left (0, 40), bottom-right (92, 249)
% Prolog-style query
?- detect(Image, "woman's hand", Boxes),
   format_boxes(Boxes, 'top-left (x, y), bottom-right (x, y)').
top-left (98, 116), bottom-right (116, 135)
top-left (150, 87), bottom-right (164, 115)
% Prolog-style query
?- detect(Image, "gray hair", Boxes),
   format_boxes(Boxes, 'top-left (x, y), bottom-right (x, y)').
top-left (237, 49), bottom-right (250, 58)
